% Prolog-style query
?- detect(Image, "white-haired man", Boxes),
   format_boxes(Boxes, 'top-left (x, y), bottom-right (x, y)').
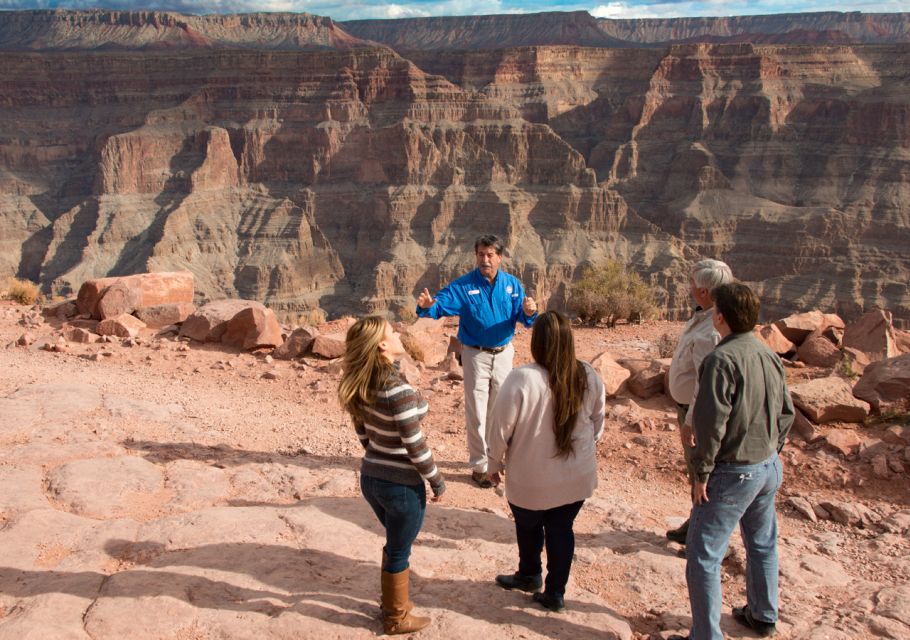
top-left (666, 259), bottom-right (734, 544)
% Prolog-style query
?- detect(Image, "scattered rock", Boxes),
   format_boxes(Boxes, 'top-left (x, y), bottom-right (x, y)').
top-left (627, 358), bottom-right (668, 399)
top-left (63, 326), bottom-right (99, 343)
top-left (775, 310), bottom-right (827, 345)
top-left (871, 454), bottom-right (891, 479)
top-left (790, 407), bottom-right (819, 442)
top-left (441, 351), bottom-right (463, 381)
top-left (16, 332), bottom-right (33, 346)
top-left (180, 299), bottom-right (263, 343)
top-left (880, 510), bottom-right (910, 534)
top-left (790, 376), bottom-right (870, 424)
top-left (787, 496), bottom-right (818, 522)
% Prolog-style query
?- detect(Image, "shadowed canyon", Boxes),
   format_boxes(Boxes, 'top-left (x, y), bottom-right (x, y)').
top-left (1, 9), bottom-right (909, 324)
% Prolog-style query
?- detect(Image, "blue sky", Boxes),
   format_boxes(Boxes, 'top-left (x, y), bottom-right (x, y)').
top-left (0, 1), bottom-right (906, 22)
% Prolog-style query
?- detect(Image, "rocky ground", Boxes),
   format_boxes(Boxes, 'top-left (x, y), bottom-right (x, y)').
top-left (0, 299), bottom-right (908, 640)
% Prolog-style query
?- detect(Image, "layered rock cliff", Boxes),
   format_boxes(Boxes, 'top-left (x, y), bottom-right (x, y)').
top-left (1, 10), bottom-right (908, 325)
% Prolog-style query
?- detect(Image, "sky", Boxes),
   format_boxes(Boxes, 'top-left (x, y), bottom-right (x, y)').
top-left (0, 0), bottom-right (906, 22)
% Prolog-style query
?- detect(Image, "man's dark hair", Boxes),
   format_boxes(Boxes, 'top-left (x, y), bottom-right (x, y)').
top-left (474, 234), bottom-right (504, 255)
top-left (711, 282), bottom-right (760, 334)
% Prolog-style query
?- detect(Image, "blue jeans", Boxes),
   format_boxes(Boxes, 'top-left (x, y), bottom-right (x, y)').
top-left (686, 453), bottom-right (783, 640)
top-left (509, 500), bottom-right (584, 597)
top-left (361, 475), bottom-right (427, 574)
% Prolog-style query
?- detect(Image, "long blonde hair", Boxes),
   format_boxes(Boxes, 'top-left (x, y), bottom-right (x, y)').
top-left (337, 316), bottom-right (394, 421)
top-left (530, 310), bottom-right (587, 459)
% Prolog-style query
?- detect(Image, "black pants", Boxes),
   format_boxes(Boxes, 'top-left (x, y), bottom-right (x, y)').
top-left (509, 500), bottom-right (585, 597)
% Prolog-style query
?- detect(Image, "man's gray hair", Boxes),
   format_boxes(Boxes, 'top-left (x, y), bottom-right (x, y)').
top-left (692, 259), bottom-right (733, 290)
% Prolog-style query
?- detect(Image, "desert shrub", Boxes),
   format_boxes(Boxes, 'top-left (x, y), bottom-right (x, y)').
top-left (4, 277), bottom-right (41, 305)
top-left (657, 332), bottom-right (677, 358)
top-left (298, 308), bottom-right (327, 326)
top-left (568, 260), bottom-right (657, 327)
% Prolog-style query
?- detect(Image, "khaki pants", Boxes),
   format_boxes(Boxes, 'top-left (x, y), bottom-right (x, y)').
top-left (677, 403), bottom-right (696, 484)
top-left (461, 343), bottom-right (514, 473)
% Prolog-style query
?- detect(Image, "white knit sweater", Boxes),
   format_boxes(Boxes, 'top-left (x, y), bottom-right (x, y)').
top-left (486, 362), bottom-right (605, 510)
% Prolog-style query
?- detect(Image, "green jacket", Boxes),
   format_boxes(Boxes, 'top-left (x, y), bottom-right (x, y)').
top-left (691, 331), bottom-right (795, 482)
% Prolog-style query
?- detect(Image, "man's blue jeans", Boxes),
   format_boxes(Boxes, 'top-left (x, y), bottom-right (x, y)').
top-left (686, 453), bottom-right (783, 640)
top-left (361, 475), bottom-right (426, 574)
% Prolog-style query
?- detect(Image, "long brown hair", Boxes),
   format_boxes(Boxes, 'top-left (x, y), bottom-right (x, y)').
top-left (337, 316), bottom-right (395, 421)
top-left (530, 310), bottom-right (587, 458)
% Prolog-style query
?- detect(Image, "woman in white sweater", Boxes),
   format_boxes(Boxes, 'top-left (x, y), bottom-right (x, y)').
top-left (487, 310), bottom-right (605, 613)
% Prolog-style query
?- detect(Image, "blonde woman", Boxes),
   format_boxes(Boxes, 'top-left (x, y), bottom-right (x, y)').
top-left (338, 316), bottom-right (446, 635)
top-left (487, 310), bottom-right (605, 613)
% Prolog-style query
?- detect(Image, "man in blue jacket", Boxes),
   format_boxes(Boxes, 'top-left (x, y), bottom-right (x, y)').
top-left (416, 235), bottom-right (538, 487)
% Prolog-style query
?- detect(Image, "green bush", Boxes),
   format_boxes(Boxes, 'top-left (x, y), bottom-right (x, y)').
top-left (5, 277), bottom-right (41, 305)
top-left (569, 260), bottom-right (657, 327)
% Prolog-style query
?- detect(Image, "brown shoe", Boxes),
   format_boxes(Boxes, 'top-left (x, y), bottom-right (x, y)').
top-left (381, 568), bottom-right (430, 635)
top-left (472, 470), bottom-right (493, 488)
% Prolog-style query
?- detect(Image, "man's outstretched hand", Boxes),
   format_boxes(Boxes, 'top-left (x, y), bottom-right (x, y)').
top-left (417, 288), bottom-right (435, 310)
top-left (523, 296), bottom-right (537, 316)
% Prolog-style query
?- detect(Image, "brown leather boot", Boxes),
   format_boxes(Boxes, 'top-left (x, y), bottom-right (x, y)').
top-left (381, 568), bottom-right (430, 635)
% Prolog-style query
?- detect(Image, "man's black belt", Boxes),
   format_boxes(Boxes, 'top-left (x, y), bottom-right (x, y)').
top-left (465, 344), bottom-right (508, 354)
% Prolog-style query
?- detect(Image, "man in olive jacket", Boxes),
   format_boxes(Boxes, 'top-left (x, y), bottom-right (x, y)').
top-left (670, 283), bottom-right (794, 640)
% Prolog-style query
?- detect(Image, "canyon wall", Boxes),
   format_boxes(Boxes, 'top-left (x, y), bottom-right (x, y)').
top-left (0, 10), bottom-right (908, 324)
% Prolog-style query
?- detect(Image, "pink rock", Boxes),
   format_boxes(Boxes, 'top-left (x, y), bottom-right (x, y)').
top-left (823, 313), bottom-right (846, 330)
top-left (273, 326), bottom-right (318, 359)
top-left (41, 299), bottom-right (77, 320)
top-left (796, 329), bottom-right (841, 368)
top-left (16, 333), bottom-right (33, 346)
top-left (756, 324), bottom-right (796, 355)
top-left (823, 430), bottom-right (863, 456)
top-left (790, 376), bottom-right (871, 424)
top-left (76, 271), bottom-right (194, 319)
top-left (627, 359), bottom-right (669, 400)
top-left (97, 281), bottom-right (141, 320)
top-left (842, 309), bottom-right (899, 362)
top-left (312, 332), bottom-right (347, 359)
top-left (134, 302), bottom-right (196, 329)
top-left (97, 313), bottom-right (146, 339)
top-left (442, 352), bottom-right (464, 381)
top-left (774, 310), bottom-right (827, 345)
top-left (221, 306), bottom-right (283, 350)
top-left (180, 299), bottom-right (263, 342)
top-left (852, 353), bottom-right (910, 414)
top-left (591, 351), bottom-right (631, 397)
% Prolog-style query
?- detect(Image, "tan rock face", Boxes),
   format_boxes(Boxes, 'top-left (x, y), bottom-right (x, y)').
top-left (789, 376), bottom-right (870, 424)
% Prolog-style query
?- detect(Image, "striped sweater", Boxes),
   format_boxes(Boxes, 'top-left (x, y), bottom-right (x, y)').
top-left (355, 369), bottom-right (446, 497)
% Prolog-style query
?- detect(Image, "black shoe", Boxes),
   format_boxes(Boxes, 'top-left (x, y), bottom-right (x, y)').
top-left (666, 519), bottom-right (689, 544)
top-left (732, 605), bottom-right (777, 637)
top-left (472, 470), bottom-right (493, 488)
top-left (532, 591), bottom-right (566, 613)
top-left (495, 572), bottom-right (542, 593)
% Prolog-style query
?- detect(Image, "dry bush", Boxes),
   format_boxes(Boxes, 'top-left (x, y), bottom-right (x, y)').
top-left (568, 261), bottom-right (657, 327)
top-left (657, 332), bottom-right (677, 358)
top-left (298, 308), bottom-right (327, 326)
top-left (4, 277), bottom-right (41, 305)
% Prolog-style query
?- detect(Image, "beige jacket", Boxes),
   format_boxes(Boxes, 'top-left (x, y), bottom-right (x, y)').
top-left (668, 307), bottom-right (720, 426)
top-left (486, 362), bottom-right (605, 511)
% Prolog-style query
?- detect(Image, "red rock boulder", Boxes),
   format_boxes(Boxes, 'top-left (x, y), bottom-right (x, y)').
top-left (180, 299), bottom-right (263, 342)
top-left (97, 281), bottom-right (141, 320)
top-left (627, 358), bottom-right (670, 400)
top-left (774, 310), bottom-right (827, 345)
top-left (591, 351), bottom-right (631, 398)
top-left (852, 353), bottom-right (910, 414)
top-left (796, 329), bottom-right (841, 368)
top-left (842, 309), bottom-right (899, 362)
top-left (400, 319), bottom-right (448, 366)
top-left (789, 376), bottom-right (871, 424)
top-left (134, 302), bottom-right (196, 329)
top-left (221, 307), bottom-right (283, 350)
top-left (97, 313), bottom-right (146, 339)
top-left (756, 324), bottom-right (796, 356)
top-left (77, 271), bottom-right (194, 319)
top-left (274, 326), bottom-right (318, 359)
top-left (312, 332), bottom-right (347, 359)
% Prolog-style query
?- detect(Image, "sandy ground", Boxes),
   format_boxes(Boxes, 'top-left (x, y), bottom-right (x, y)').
top-left (0, 299), bottom-right (908, 639)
